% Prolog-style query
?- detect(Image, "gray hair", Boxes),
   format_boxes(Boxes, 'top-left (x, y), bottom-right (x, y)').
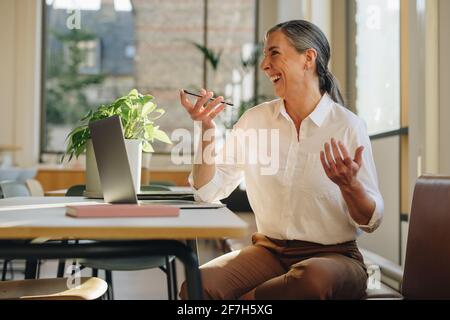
top-left (267, 20), bottom-right (345, 106)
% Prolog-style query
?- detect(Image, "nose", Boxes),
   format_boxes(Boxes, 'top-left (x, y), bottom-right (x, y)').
top-left (260, 56), bottom-right (270, 72)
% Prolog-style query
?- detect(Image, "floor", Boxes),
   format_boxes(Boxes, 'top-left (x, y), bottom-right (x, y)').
top-left (2, 239), bottom-right (225, 300)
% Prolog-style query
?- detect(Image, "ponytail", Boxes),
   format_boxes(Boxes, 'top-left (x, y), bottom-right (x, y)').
top-left (318, 66), bottom-right (345, 106)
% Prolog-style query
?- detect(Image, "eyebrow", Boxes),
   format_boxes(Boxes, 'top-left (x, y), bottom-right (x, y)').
top-left (264, 46), bottom-right (280, 54)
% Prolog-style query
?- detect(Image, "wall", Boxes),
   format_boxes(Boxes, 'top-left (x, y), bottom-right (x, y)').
top-left (0, 0), bottom-right (17, 149)
top-left (358, 137), bottom-right (401, 264)
top-left (425, 0), bottom-right (439, 174)
top-left (309, 0), bottom-right (331, 41)
top-left (0, 0), bottom-right (41, 167)
top-left (330, 0), bottom-right (348, 104)
top-left (277, 0), bottom-right (304, 23)
top-left (439, 0), bottom-right (450, 174)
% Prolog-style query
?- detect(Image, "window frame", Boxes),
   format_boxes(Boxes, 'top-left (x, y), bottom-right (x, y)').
top-left (39, 0), bottom-right (261, 158)
top-left (345, 0), bottom-right (409, 265)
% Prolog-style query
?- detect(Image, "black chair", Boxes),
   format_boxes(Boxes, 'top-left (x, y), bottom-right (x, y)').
top-left (65, 184), bottom-right (86, 197)
top-left (60, 184), bottom-right (178, 300)
top-left (0, 180), bottom-right (31, 198)
top-left (0, 181), bottom-right (35, 281)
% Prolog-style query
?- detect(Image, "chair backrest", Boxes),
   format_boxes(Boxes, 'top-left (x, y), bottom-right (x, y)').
top-left (65, 185), bottom-right (86, 196)
top-left (0, 181), bottom-right (31, 198)
top-left (25, 179), bottom-right (45, 197)
top-left (402, 176), bottom-right (450, 299)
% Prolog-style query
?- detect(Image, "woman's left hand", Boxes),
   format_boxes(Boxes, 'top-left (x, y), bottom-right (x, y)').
top-left (320, 138), bottom-right (364, 189)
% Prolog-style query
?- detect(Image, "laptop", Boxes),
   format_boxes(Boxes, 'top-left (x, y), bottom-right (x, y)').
top-left (88, 115), bottom-right (225, 209)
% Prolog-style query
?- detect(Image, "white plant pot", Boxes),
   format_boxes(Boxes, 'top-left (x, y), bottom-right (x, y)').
top-left (125, 139), bottom-right (143, 193)
top-left (85, 139), bottom-right (142, 198)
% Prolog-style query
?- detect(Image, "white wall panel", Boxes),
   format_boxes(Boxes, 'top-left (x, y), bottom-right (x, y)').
top-left (358, 136), bottom-right (400, 264)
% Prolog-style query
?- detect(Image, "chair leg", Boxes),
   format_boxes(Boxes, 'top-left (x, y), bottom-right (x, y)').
top-left (24, 260), bottom-right (38, 279)
top-left (170, 258), bottom-right (178, 300)
top-left (8, 260), bottom-right (14, 280)
top-left (165, 256), bottom-right (174, 300)
top-left (70, 240), bottom-right (79, 275)
top-left (57, 260), bottom-right (65, 278)
top-left (105, 270), bottom-right (114, 300)
top-left (36, 260), bottom-right (42, 279)
top-left (1, 260), bottom-right (9, 281)
top-left (57, 240), bottom-right (68, 278)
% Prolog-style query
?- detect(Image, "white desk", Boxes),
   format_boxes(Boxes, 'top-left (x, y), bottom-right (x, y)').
top-left (0, 197), bottom-right (248, 299)
top-left (0, 197), bottom-right (247, 240)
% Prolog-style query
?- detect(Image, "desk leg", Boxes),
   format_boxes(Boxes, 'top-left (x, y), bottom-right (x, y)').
top-left (0, 240), bottom-right (204, 300)
top-left (173, 240), bottom-right (202, 300)
top-left (187, 239), bottom-right (198, 258)
top-left (24, 260), bottom-right (38, 279)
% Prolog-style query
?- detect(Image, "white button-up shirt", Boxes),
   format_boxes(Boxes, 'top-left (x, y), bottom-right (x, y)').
top-left (189, 93), bottom-right (384, 245)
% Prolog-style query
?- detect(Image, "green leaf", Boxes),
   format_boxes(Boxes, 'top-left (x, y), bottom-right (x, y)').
top-left (65, 125), bottom-right (88, 141)
top-left (112, 97), bottom-right (127, 110)
top-left (128, 89), bottom-right (139, 97)
top-left (63, 88), bottom-right (171, 161)
top-left (144, 124), bottom-right (154, 140)
top-left (80, 110), bottom-right (93, 121)
top-left (142, 102), bottom-right (157, 117)
top-left (152, 128), bottom-right (172, 144)
top-left (191, 42), bottom-right (222, 70)
top-left (142, 140), bottom-right (154, 152)
top-left (141, 95), bottom-right (153, 104)
top-left (148, 108), bottom-right (165, 120)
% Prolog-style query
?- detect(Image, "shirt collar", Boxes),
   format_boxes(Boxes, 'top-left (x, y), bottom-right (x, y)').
top-left (308, 93), bottom-right (334, 127)
top-left (273, 93), bottom-right (334, 127)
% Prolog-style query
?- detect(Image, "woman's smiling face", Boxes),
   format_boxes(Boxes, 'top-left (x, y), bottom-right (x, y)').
top-left (260, 30), bottom-right (308, 99)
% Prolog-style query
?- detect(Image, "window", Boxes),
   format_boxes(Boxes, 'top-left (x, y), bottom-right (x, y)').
top-left (350, 0), bottom-right (401, 135)
top-left (42, 0), bottom-right (257, 155)
top-left (76, 40), bottom-right (101, 73)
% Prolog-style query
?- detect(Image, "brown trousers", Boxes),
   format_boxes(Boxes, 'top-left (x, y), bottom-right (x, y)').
top-left (180, 233), bottom-right (368, 300)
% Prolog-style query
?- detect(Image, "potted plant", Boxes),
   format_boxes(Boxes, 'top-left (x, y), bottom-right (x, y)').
top-left (62, 89), bottom-right (172, 197)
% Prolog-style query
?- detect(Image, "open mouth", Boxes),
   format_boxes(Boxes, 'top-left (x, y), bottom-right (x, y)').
top-left (269, 75), bottom-right (281, 84)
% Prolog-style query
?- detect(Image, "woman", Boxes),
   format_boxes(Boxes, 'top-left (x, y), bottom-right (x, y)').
top-left (179, 20), bottom-right (383, 300)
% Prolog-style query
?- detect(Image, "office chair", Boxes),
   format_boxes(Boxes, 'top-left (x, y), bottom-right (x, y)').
top-left (24, 179), bottom-right (45, 197)
top-left (65, 184), bottom-right (86, 197)
top-left (400, 175), bottom-right (450, 299)
top-left (0, 181), bottom-right (33, 281)
top-left (360, 176), bottom-right (450, 299)
top-left (0, 181), bottom-right (30, 198)
top-left (59, 184), bottom-right (178, 300)
top-left (0, 182), bottom-right (108, 300)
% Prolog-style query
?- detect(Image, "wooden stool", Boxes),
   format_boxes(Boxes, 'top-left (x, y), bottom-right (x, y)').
top-left (0, 277), bottom-right (107, 300)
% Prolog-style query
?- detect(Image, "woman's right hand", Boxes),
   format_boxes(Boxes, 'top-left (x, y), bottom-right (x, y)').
top-left (179, 88), bottom-right (226, 129)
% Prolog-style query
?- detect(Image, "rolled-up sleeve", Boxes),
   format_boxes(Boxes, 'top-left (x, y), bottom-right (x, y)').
top-left (189, 122), bottom-right (246, 203)
top-left (346, 120), bottom-right (384, 233)
top-left (188, 164), bottom-right (243, 203)
top-left (352, 194), bottom-right (384, 233)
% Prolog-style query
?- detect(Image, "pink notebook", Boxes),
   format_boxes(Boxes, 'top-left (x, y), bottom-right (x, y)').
top-left (66, 204), bottom-right (180, 218)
